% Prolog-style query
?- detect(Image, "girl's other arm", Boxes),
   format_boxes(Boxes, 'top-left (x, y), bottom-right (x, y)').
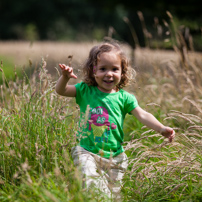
top-left (130, 106), bottom-right (175, 142)
top-left (55, 64), bottom-right (77, 97)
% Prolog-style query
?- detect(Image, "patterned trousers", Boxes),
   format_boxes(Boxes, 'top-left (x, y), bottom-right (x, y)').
top-left (71, 146), bottom-right (128, 200)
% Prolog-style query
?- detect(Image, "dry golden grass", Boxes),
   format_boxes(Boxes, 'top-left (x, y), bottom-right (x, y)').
top-left (1, 40), bottom-right (202, 104)
top-left (2, 40), bottom-right (201, 67)
top-left (0, 41), bottom-right (94, 66)
top-left (1, 41), bottom-right (201, 76)
top-left (1, 40), bottom-right (202, 114)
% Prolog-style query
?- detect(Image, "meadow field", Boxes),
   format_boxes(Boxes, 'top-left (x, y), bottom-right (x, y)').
top-left (1, 40), bottom-right (202, 201)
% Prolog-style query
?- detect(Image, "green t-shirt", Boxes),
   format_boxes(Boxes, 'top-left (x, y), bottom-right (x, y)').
top-left (75, 82), bottom-right (138, 158)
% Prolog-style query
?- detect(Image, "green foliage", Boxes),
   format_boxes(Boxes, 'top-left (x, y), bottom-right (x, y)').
top-left (0, 59), bottom-right (119, 201)
top-left (1, 0), bottom-right (202, 50)
top-left (25, 24), bottom-right (39, 41)
top-left (0, 55), bottom-right (22, 84)
top-left (1, 43), bottom-right (202, 201)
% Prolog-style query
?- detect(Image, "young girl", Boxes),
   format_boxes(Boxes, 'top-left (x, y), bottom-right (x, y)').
top-left (55, 42), bottom-right (175, 200)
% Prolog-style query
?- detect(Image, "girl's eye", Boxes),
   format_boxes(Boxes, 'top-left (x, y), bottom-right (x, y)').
top-left (100, 68), bottom-right (105, 71)
top-left (113, 68), bottom-right (119, 71)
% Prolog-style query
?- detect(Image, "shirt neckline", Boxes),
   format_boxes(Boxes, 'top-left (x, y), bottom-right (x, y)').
top-left (95, 86), bottom-right (123, 96)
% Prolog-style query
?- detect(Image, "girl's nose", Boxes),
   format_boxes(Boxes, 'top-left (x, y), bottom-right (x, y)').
top-left (105, 70), bottom-right (113, 77)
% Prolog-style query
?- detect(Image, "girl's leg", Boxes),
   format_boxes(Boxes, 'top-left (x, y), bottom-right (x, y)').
top-left (92, 152), bottom-right (128, 201)
top-left (71, 146), bottom-right (111, 197)
top-left (110, 152), bottom-right (128, 193)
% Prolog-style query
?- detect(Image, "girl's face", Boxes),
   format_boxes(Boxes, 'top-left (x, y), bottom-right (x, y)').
top-left (94, 52), bottom-right (122, 93)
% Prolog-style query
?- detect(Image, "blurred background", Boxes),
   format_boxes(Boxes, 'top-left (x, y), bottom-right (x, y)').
top-left (0, 0), bottom-right (201, 49)
top-left (0, 0), bottom-right (202, 81)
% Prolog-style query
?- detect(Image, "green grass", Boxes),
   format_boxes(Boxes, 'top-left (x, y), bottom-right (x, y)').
top-left (1, 47), bottom-right (202, 202)
top-left (0, 55), bottom-right (23, 84)
top-left (1, 15), bottom-right (202, 201)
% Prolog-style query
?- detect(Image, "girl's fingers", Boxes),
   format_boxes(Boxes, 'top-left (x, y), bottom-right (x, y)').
top-left (59, 64), bottom-right (77, 79)
top-left (162, 127), bottom-right (175, 142)
top-left (59, 64), bottom-right (67, 70)
top-left (169, 130), bottom-right (175, 142)
top-left (59, 64), bottom-right (71, 71)
top-left (71, 73), bottom-right (77, 79)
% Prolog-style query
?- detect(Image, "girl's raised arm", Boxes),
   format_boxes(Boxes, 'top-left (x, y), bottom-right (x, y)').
top-left (55, 64), bottom-right (77, 97)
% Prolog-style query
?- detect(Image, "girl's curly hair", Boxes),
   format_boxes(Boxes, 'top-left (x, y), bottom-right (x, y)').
top-left (83, 41), bottom-right (135, 89)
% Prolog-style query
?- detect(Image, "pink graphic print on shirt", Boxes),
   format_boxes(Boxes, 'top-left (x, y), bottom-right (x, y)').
top-left (88, 106), bottom-right (117, 144)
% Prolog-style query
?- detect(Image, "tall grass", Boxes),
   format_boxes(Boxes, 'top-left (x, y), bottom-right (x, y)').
top-left (1, 17), bottom-right (202, 200)
top-left (121, 13), bottom-right (202, 200)
top-left (0, 60), bottom-right (87, 201)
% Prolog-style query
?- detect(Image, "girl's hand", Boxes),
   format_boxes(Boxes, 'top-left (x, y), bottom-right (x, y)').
top-left (160, 127), bottom-right (175, 142)
top-left (59, 64), bottom-right (77, 79)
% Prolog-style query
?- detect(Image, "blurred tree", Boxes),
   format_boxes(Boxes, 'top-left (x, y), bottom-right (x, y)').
top-left (0, 0), bottom-right (201, 50)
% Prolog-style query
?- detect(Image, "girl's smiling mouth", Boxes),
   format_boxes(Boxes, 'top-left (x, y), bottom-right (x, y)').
top-left (103, 80), bottom-right (113, 84)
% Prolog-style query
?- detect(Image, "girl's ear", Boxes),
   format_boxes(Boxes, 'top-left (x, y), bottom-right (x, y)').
top-left (93, 66), bottom-right (97, 77)
top-left (93, 66), bottom-right (96, 73)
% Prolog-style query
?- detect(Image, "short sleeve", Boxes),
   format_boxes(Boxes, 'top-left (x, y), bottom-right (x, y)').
top-left (75, 82), bottom-right (84, 105)
top-left (75, 82), bottom-right (89, 105)
top-left (124, 92), bottom-right (138, 114)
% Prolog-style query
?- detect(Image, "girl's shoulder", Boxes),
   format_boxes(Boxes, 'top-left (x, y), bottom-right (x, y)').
top-left (115, 89), bottom-right (138, 113)
top-left (119, 89), bottom-right (138, 104)
top-left (119, 88), bottom-right (136, 98)
top-left (75, 81), bottom-right (96, 94)
top-left (75, 81), bottom-right (89, 89)
top-left (75, 81), bottom-right (87, 87)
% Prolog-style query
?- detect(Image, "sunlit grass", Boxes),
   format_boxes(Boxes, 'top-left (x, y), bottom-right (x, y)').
top-left (0, 55), bottom-right (23, 84)
top-left (0, 38), bottom-right (202, 201)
